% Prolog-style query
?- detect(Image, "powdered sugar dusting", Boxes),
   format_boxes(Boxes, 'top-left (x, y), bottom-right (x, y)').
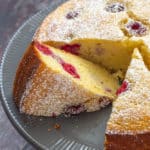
top-left (107, 50), bottom-right (150, 134)
top-left (34, 0), bottom-right (127, 42)
top-left (99, 97), bottom-right (112, 108)
top-left (20, 65), bottom-right (113, 116)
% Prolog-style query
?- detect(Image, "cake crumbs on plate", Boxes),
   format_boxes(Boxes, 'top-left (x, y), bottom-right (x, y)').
top-left (48, 128), bottom-right (52, 132)
top-left (54, 123), bottom-right (61, 130)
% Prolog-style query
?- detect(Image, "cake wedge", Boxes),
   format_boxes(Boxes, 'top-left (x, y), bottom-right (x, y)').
top-left (105, 49), bottom-right (150, 149)
top-left (13, 42), bottom-right (119, 116)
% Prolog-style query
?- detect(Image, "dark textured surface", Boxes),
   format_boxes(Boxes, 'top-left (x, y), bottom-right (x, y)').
top-left (0, 0), bottom-right (54, 149)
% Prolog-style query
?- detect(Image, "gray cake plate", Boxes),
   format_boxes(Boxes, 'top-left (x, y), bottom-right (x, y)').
top-left (0, 0), bottom-right (112, 149)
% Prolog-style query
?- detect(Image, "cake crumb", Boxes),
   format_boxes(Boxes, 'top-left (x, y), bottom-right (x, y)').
top-left (48, 128), bottom-right (51, 132)
top-left (54, 123), bottom-right (61, 130)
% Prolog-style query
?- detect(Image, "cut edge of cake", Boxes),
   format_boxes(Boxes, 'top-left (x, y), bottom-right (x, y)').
top-left (14, 42), bottom-right (119, 117)
top-left (33, 0), bottom-right (150, 72)
top-left (105, 48), bottom-right (150, 149)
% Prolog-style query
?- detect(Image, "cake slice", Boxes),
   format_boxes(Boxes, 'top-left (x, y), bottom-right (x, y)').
top-left (14, 42), bottom-right (119, 116)
top-left (105, 49), bottom-right (150, 149)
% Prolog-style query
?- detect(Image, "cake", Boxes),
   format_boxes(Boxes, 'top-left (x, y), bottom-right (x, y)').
top-left (105, 49), bottom-right (150, 149)
top-left (13, 0), bottom-right (150, 149)
top-left (14, 42), bottom-right (119, 116)
top-left (34, 0), bottom-right (150, 72)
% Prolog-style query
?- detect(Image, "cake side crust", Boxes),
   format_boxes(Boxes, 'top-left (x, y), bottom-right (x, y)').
top-left (13, 43), bottom-right (40, 106)
top-left (105, 132), bottom-right (150, 150)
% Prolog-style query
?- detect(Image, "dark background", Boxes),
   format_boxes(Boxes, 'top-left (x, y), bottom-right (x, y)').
top-left (0, 0), bottom-right (56, 149)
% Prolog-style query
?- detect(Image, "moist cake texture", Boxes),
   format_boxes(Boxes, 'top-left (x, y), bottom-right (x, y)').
top-left (14, 42), bottom-right (119, 116)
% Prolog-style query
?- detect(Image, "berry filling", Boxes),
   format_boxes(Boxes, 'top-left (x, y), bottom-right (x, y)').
top-left (105, 3), bottom-right (125, 13)
top-left (116, 81), bottom-right (128, 95)
top-left (61, 62), bottom-right (80, 79)
top-left (34, 42), bottom-right (80, 79)
top-left (126, 21), bottom-right (147, 36)
top-left (65, 104), bottom-right (85, 115)
top-left (34, 41), bottom-right (53, 56)
top-left (66, 11), bottom-right (79, 19)
top-left (60, 44), bottom-right (80, 55)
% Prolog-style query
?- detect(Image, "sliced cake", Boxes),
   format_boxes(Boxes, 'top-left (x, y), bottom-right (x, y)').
top-left (34, 0), bottom-right (139, 72)
top-left (13, 0), bottom-right (150, 148)
top-left (34, 0), bottom-right (150, 72)
top-left (14, 42), bottom-right (119, 116)
top-left (105, 49), bottom-right (150, 149)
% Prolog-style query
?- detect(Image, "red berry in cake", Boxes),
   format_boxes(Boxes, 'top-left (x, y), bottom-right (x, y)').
top-left (66, 11), bottom-right (79, 19)
top-left (117, 76), bottom-right (123, 85)
top-left (116, 81), bottom-right (128, 95)
top-left (65, 104), bottom-right (85, 115)
top-left (61, 62), bottom-right (80, 79)
top-left (105, 3), bottom-right (125, 13)
top-left (126, 21), bottom-right (147, 36)
top-left (61, 44), bottom-right (80, 55)
top-left (34, 41), bottom-right (53, 56)
top-left (34, 42), bottom-right (80, 79)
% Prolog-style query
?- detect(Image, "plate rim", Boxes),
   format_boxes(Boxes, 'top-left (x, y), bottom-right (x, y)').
top-left (0, 5), bottom-right (58, 150)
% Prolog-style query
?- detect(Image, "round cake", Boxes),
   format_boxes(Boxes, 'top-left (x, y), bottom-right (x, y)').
top-left (13, 0), bottom-right (150, 149)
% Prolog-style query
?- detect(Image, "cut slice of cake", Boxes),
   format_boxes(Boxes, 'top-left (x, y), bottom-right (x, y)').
top-left (105, 49), bottom-right (150, 149)
top-left (14, 42), bottom-right (119, 116)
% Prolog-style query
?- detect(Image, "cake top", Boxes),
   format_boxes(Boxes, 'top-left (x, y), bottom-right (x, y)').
top-left (34, 0), bottom-right (150, 43)
top-left (106, 49), bottom-right (150, 134)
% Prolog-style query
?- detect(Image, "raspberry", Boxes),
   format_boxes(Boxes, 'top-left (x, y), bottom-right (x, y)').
top-left (61, 44), bottom-right (80, 55)
top-left (105, 3), bottom-right (125, 13)
top-left (126, 21), bottom-right (147, 36)
top-left (116, 81), bottom-right (128, 95)
top-left (66, 11), bottom-right (79, 19)
top-left (65, 104), bottom-right (85, 115)
top-left (34, 41), bottom-right (53, 56)
top-left (34, 42), bottom-right (80, 79)
top-left (61, 62), bottom-right (80, 79)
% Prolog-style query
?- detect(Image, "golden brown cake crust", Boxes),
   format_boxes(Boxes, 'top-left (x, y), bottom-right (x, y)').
top-left (13, 43), bottom-right (40, 106)
top-left (105, 133), bottom-right (150, 150)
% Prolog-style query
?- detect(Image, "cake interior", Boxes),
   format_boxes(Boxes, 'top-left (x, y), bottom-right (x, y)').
top-left (17, 42), bottom-right (120, 116)
top-left (44, 37), bottom-right (150, 74)
top-left (105, 48), bottom-right (150, 149)
top-left (34, 42), bottom-right (119, 98)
